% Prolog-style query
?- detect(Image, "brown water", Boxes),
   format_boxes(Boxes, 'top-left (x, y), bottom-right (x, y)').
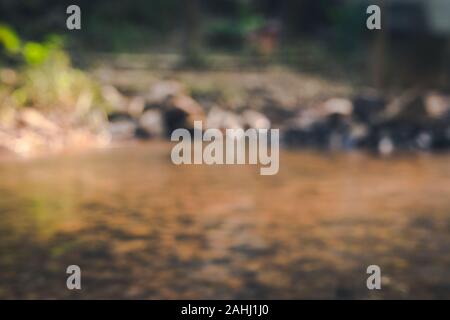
top-left (0, 143), bottom-right (449, 299)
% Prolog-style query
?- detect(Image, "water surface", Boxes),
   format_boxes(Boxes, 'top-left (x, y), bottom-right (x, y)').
top-left (0, 143), bottom-right (449, 299)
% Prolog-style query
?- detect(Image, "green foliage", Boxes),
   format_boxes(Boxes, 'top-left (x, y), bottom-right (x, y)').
top-left (0, 24), bottom-right (21, 54)
top-left (0, 24), bottom-right (108, 117)
top-left (206, 15), bottom-right (265, 50)
top-left (18, 50), bottom-right (87, 109)
top-left (22, 42), bottom-right (49, 65)
top-left (326, 3), bottom-right (366, 52)
top-left (0, 23), bottom-right (66, 67)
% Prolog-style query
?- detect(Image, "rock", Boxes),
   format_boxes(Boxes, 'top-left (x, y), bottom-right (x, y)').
top-left (206, 107), bottom-right (243, 131)
top-left (285, 98), bottom-right (353, 149)
top-left (282, 118), bottom-right (339, 149)
top-left (283, 103), bottom-right (371, 151)
top-left (261, 104), bottom-right (295, 125)
top-left (164, 94), bottom-right (206, 135)
top-left (11, 129), bottom-right (46, 155)
top-left (322, 98), bottom-right (353, 116)
top-left (415, 131), bottom-right (433, 150)
top-left (282, 108), bottom-right (326, 148)
top-left (17, 108), bottom-right (59, 133)
top-left (0, 103), bottom-right (112, 156)
top-left (171, 94), bottom-right (204, 118)
top-left (145, 80), bottom-right (184, 104)
top-left (0, 106), bottom-right (16, 129)
top-left (242, 110), bottom-right (271, 129)
top-left (424, 92), bottom-right (450, 118)
top-left (352, 90), bottom-right (386, 123)
top-left (347, 122), bottom-right (369, 148)
top-left (434, 127), bottom-right (450, 149)
top-left (282, 123), bottom-right (329, 148)
top-left (107, 112), bottom-right (133, 122)
top-left (108, 120), bottom-right (136, 140)
top-left (430, 113), bottom-right (450, 149)
top-left (378, 136), bottom-right (394, 156)
top-left (288, 108), bottom-right (321, 130)
top-left (282, 89), bottom-right (450, 152)
top-left (138, 109), bottom-right (164, 138)
top-left (134, 127), bottom-right (151, 139)
top-left (101, 85), bottom-right (128, 112)
top-left (372, 121), bottom-right (420, 151)
top-left (0, 68), bottom-right (18, 86)
top-left (127, 96), bottom-right (145, 117)
top-left (326, 113), bottom-right (350, 131)
top-left (323, 113), bottom-right (354, 150)
top-left (164, 107), bottom-right (189, 136)
top-left (367, 89), bottom-right (440, 151)
top-left (107, 113), bottom-right (136, 140)
top-left (378, 89), bottom-right (427, 126)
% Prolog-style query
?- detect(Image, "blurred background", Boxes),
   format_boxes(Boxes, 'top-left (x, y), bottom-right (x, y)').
top-left (0, 0), bottom-right (449, 299)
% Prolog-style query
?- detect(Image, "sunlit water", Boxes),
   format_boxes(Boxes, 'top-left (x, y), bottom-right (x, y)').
top-left (0, 143), bottom-right (449, 299)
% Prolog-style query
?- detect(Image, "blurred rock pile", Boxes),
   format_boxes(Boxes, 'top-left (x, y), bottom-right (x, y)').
top-left (0, 63), bottom-right (110, 157)
top-left (0, 107), bottom-right (110, 157)
top-left (105, 81), bottom-right (450, 155)
top-left (2, 74), bottom-right (449, 157)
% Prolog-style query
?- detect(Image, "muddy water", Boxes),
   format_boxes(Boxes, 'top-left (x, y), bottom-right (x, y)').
top-left (0, 143), bottom-right (449, 299)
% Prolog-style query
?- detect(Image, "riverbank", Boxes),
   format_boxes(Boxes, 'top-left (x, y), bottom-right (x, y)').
top-left (98, 67), bottom-right (450, 156)
top-left (1, 67), bottom-right (450, 158)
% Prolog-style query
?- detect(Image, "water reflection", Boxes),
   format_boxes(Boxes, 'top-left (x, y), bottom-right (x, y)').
top-left (0, 143), bottom-right (449, 299)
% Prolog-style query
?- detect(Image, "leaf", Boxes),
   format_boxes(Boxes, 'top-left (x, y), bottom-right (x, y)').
top-left (0, 24), bottom-right (21, 54)
top-left (23, 42), bottom-right (50, 65)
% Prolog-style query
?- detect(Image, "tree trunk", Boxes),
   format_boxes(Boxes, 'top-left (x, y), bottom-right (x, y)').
top-left (183, 0), bottom-right (202, 66)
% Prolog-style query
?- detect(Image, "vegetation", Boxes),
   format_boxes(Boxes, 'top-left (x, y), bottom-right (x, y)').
top-left (0, 24), bottom-right (107, 117)
top-left (0, 24), bottom-right (109, 156)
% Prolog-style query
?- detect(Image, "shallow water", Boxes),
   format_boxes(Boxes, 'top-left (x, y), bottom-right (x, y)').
top-left (0, 143), bottom-right (449, 299)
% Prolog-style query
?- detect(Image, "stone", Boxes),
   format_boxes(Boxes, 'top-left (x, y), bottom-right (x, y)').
top-left (138, 109), bottom-right (164, 138)
top-left (127, 96), bottom-right (145, 117)
top-left (379, 89), bottom-right (427, 125)
top-left (322, 98), bottom-right (353, 116)
top-left (17, 108), bottom-right (59, 133)
top-left (107, 113), bottom-right (136, 140)
top-left (378, 136), bottom-right (394, 156)
top-left (164, 94), bottom-right (206, 135)
top-left (352, 90), bottom-right (386, 123)
top-left (171, 94), bottom-right (204, 117)
top-left (415, 131), bottom-right (433, 150)
top-left (0, 68), bottom-right (18, 86)
top-left (206, 107), bottom-right (243, 131)
top-left (107, 112), bottom-right (133, 122)
top-left (101, 85), bottom-right (127, 112)
top-left (145, 80), bottom-right (184, 104)
top-left (242, 110), bottom-right (271, 129)
top-left (424, 92), bottom-right (450, 118)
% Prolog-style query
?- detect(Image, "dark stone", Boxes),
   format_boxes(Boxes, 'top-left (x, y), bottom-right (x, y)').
top-left (134, 127), bottom-right (151, 140)
top-left (261, 104), bottom-right (296, 125)
top-left (107, 112), bottom-right (133, 122)
top-left (108, 119), bottom-right (137, 140)
top-left (164, 108), bottom-right (190, 137)
top-left (352, 92), bottom-right (386, 124)
top-left (431, 112), bottom-right (450, 150)
top-left (283, 113), bottom-right (355, 151)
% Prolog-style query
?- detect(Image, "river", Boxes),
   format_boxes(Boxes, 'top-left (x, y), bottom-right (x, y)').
top-left (0, 143), bottom-right (449, 299)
